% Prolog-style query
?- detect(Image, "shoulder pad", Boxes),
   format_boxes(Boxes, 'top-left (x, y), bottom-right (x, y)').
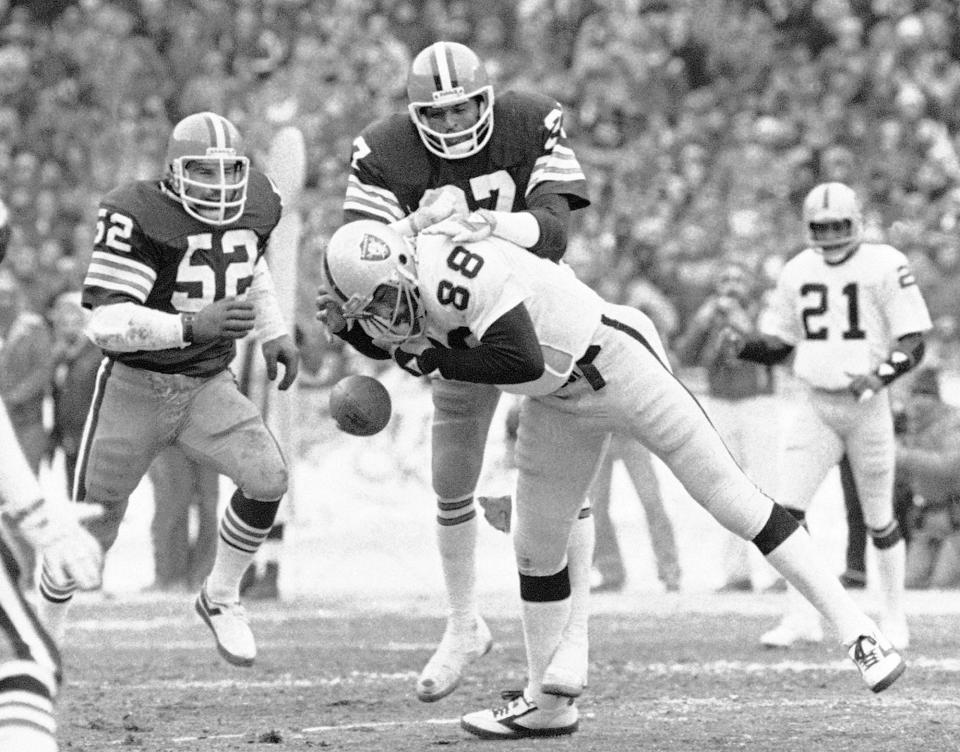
top-left (358, 114), bottom-right (432, 188)
top-left (488, 91), bottom-right (562, 166)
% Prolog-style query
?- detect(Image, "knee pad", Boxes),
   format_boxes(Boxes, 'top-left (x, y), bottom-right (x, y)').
top-left (869, 520), bottom-right (902, 550)
top-left (519, 567), bottom-right (571, 602)
top-left (752, 503), bottom-right (801, 555)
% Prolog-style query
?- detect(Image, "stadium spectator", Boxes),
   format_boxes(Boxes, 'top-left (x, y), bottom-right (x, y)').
top-left (896, 367), bottom-right (960, 588)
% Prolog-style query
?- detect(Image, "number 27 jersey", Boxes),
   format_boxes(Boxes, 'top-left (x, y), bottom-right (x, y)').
top-left (760, 243), bottom-right (932, 390)
top-left (82, 170), bottom-right (282, 378)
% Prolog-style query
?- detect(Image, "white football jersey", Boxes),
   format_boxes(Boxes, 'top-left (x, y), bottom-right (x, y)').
top-left (760, 243), bottom-right (932, 390)
top-left (413, 233), bottom-right (604, 395)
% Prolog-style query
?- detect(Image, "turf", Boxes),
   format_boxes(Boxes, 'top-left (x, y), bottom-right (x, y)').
top-left (57, 591), bottom-right (957, 751)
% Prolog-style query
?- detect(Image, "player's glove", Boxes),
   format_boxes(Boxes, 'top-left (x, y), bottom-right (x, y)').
top-left (189, 297), bottom-right (256, 342)
top-left (392, 338), bottom-right (441, 377)
top-left (4, 499), bottom-right (103, 590)
top-left (847, 371), bottom-right (884, 402)
top-left (422, 209), bottom-right (497, 244)
top-left (262, 333), bottom-right (300, 391)
top-left (478, 495), bottom-right (512, 533)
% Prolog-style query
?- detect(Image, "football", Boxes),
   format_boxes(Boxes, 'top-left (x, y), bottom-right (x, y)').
top-left (329, 374), bottom-right (392, 436)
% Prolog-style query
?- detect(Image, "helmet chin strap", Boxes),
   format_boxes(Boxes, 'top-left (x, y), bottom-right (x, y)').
top-left (821, 242), bottom-right (859, 265)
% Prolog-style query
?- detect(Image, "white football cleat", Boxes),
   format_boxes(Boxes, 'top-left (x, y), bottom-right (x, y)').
top-left (542, 638), bottom-right (588, 697)
top-left (847, 631), bottom-right (905, 692)
top-left (416, 616), bottom-right (492, 702)
top-left (195, 583), bottom-right (256, 667)
top-left (461, 690), bottom-right (578, 739)
top-left (760, 613), bottom-right (824, 648)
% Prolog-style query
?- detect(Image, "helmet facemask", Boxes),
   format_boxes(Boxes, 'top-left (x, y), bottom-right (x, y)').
top-left (169, 153), bottom-right (249, 226)
top-left (408, 91), bottom-right (494, 159)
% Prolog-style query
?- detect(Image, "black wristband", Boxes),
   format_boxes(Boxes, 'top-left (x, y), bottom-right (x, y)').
top-left (182, 313), bottom-right (196, 343)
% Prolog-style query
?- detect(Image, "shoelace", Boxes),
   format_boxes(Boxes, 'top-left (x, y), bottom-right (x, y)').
top-left (854, 636), bottom-right (880, 668)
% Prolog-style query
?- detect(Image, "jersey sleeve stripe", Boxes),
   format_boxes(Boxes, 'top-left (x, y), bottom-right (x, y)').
top-left (344, 175), bottom-right (404, 218)
top-left (83, 252), bottom-right (156, 302)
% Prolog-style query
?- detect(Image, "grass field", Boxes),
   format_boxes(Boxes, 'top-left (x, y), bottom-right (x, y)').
top-left (57, 588), bottom-right (959, 752)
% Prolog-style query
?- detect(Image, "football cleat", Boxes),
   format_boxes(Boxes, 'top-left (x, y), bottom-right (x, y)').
top-left (847, 632), bottom-right (905, 692)
top-left (195, 583), bottom-right (256, 667)
top-left (760, 613), bottom-right (824, 648)
top-left (416, 616), bottom-right (492, 702)
top-left (461, 690), bottom-right (579, 739)
top-left (542, 638), bottom-right (588, 698)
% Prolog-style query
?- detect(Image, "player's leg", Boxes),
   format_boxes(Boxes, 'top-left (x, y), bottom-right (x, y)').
top-left (179, 371), bottom-right (287, 667)
top-left (461, 401), bottom-right (601, 738)
top-left (839, 453), bottom-right (868, 588)
top-left (585, 436), bottom-right (624, 591)
top-left (0, 535), bottom-right (61, 752)
top-left (846, 401), bottom-right (907, 648)
top-left (38, 361), bottom-right (160, 646)
top-left (618, 435), bottom-right (681, 591)
top-left (417, 380), bottom-right (500, 702)
top-left (750, 393), bottom-right (844, 646)
top-left (603, 311), bottom-right (903, 690)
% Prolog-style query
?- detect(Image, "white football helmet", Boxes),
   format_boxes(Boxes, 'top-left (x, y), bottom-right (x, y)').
top-left (322, 220), bottom-right (424, 344)
top-left (165, 111), bottom-right (249, 226)
top-left (802, 181), bottom-right (863, 263)
top-left (407, 41), bottom-right (494, 159)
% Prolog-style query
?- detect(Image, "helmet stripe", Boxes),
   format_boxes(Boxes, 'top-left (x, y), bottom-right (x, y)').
top-left (203, 113), bottom-right (230, 150)
top-left (822, 184), bottom-right (829, 209)
top-left (430, 42), bottom-right (457, 91)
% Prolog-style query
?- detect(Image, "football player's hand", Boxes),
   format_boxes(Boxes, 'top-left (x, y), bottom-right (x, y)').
top-left (316, 285), bottom-right (348, 334)
top-left (194, 297), bottom-right (255, 341)
top-left (16, 503), bottom-right (103, 590)
top-left (409, 187), bottom-right (461, 232)
top-left (262, 333), bottom-right (299, 391)
top-left (846, 371), bottom-right (884, 402)
top-left (422, 209), bottom-right (496, 243)
top-left (478, 495), bottom-right (512, 534)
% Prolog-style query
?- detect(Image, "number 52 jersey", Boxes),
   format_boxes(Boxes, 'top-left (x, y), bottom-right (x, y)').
top-left (759, 242), bottom-right (932, 391)
top-left (82, 170), bottom-right (282, 378)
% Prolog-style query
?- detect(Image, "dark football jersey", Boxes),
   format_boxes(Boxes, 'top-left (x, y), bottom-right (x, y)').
top-left (82, 169), bottom-right (282, 378)
top-left (343, 90), bottom-right (590, 225)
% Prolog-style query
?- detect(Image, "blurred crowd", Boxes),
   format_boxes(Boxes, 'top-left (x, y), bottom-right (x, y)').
top-left (0, 0), bottom-right (959, 337)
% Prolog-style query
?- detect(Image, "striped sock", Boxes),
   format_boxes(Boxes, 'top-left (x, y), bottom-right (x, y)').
top-left (206, 490), bottom-right (280, 603)
top-left (0, 661), bottom-right (57, 752)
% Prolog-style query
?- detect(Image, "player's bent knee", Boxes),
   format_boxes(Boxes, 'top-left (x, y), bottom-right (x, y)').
top-left (238, 464), bottom-right (288, 502)
top-left (519, 567), bottom-right (571, 602)
top-left (752, 503), bottom-right (801, 556)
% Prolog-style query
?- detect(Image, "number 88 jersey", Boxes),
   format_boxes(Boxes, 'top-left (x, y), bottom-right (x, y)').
top-left (82, 169), bottom-right (281, 377)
